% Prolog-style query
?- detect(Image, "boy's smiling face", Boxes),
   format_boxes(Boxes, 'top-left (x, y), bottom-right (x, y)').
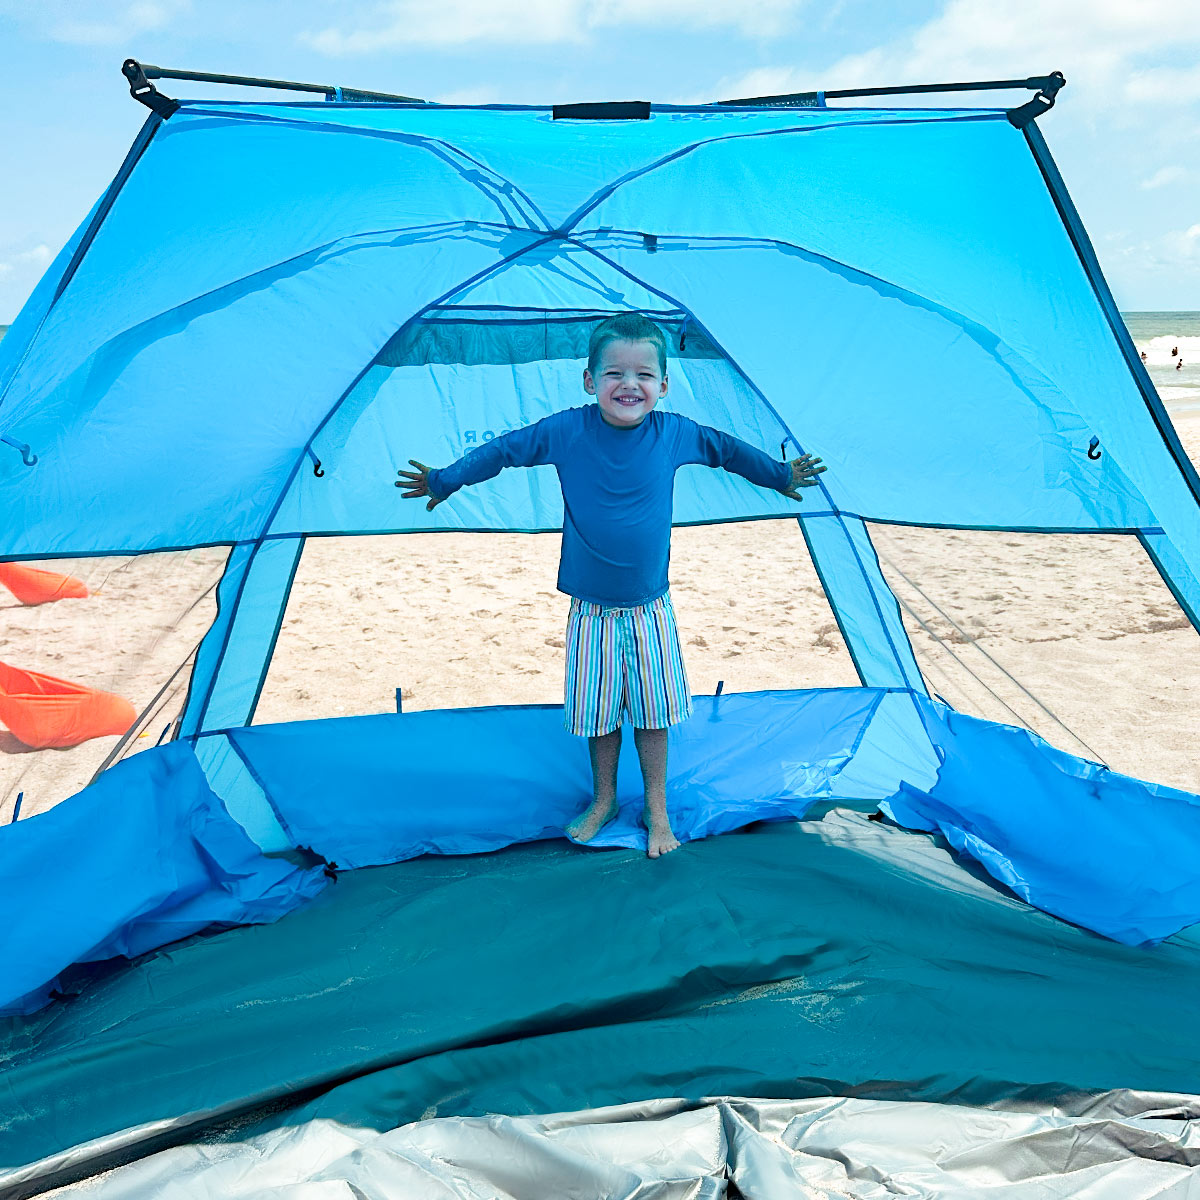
top-left (584, 338), bottom-right (668, 429)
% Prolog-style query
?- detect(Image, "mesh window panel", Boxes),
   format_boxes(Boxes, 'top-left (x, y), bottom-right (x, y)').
top-left (255, 521), bottom-right (858, 723)
top-left (0, 547), bottom-right (230, 819)
top-left (867, 523), bottom-right (1200, 794)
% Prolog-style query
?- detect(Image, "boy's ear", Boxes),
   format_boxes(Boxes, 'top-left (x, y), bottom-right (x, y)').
top-left (582, 369), bottom-right (596, 395)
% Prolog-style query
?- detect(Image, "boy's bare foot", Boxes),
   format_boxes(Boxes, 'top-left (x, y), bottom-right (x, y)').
top-left (643, 808), bottom-right (681, 859)
top-left (565, 798), bottom-right (618, 844)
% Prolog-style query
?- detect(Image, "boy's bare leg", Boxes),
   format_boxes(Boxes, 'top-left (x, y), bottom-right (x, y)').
top-left (566, 727), bottom-right (622, 843)
top-left (634, 726), bottom-right (680, 858)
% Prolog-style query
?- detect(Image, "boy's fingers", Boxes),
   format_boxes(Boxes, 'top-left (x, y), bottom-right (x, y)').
top-left (409, 459), bottom-right (430, 472)
top-left (426, 496), bottom-right (442, 511)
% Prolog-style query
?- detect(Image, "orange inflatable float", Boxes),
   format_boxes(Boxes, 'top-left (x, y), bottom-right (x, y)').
top-left (0, 563), bottom-right (89, 606)
top-left (0, 662), bottom-right (136, 749)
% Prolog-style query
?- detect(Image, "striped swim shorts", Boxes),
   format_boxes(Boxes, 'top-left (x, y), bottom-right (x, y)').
top-left (563, 591), bottom-right (693, 737)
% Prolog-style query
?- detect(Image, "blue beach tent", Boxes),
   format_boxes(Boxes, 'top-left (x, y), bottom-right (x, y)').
top-left (2, 64), bottom-right (1200, 1194)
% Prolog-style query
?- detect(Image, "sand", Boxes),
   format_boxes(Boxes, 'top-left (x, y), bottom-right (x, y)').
top-left (3, 412), bottom-right (1198, 819)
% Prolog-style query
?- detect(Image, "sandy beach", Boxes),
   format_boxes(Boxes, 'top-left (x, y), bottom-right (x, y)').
top-left (3, 410), bottom-right (1198, 819)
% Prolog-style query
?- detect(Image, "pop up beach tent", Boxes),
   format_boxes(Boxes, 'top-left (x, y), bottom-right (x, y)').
top-left (2, 63), bottom-right (1200, 1196)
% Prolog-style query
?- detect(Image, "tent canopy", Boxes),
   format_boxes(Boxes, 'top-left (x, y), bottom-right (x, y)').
top-left (3, 78), bottom-right (1200, 1195)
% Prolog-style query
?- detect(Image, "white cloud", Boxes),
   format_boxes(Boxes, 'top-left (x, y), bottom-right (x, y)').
top-left (0, 0), bottom-right (191, 46)
top-left (0, 245), bottom-right (53, 279)
top-left (430, 86), bottom-right (504, 106)
top-left (1126, 64), bottom-right (1200, 105)
top-left (302, 1), bottom-right (583, 53)
top-left (1173, 223), bottom-right (1200, 257)
top-left (705, 0), bottom-right (1200, 116)
top-left (1140, 165), bottom-right (1187, 190)
top-left (302, 0), bottom-right (808, 54)
top-left (15, 245), bottom-right (52, 267)
top-left (1104, 224), bottom-right (1200, 271)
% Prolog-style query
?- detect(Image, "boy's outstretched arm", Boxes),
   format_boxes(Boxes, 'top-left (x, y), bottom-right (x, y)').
top-left (394, 414), bottom-right (562, 513)
top-left (675, 417), bottom-right (827, 503)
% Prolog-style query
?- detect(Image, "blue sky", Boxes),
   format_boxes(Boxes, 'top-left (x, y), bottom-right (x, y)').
top-left (1, 0), bottom-right (1198, 322)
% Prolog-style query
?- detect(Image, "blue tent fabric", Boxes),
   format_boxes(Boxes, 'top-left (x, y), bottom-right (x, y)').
top-left (0, 741), bottom-right (326, 1017)
top-left (228, 688), bottom-right (886, 868)
top-left (4, 814), bottom-right (1200, 1190)
top-left (2, 92), bottom-right (1200, 1187)
top-left (2, 104), bottom-right (1196, 564)
top-left (882, 698), bottom-right (1200, 946)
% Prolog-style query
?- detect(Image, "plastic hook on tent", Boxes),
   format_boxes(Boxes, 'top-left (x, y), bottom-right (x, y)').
top-left (1, 435), bottom-right (38, 467)
top-left (306, 447), bottom-right (325, 477)
top-left (1087, 436), bottom-right (1102, 460)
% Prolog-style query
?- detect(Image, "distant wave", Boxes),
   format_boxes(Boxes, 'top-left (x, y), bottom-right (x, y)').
top-left (1135, 334), bottom-right (1200, 365)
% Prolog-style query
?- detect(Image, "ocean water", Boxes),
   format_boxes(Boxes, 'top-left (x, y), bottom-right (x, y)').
top-left (0, 314), bottom-right (1197, 413)
top-left (1120, 311), bottom-right (1200, 415)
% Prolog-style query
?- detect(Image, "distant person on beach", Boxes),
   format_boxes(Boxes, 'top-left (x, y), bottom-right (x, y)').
top-left (396, 313), bottom-right (826, 858)
top-left (1179, 358), bottom-right (1185, 370)
top-left (1141, 350), bottom-right (1148, 361)
top-left (1171, 346), bottom-right (1179, 357)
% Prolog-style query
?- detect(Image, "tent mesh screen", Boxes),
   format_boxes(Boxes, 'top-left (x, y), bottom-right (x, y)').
top-left (255, 522), bottom-right (860, 724)
top-left (867, 523), bottom-right (1200, 794)
top-left (0, 548), bottom-right (229, 819)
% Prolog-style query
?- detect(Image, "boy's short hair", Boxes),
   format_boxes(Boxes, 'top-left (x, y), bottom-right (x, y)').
top-left (587, 313), bottom-right (669, 378)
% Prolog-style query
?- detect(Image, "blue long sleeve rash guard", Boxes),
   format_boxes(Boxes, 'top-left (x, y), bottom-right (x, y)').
top-left (426, 405), bottom-right (792, 607)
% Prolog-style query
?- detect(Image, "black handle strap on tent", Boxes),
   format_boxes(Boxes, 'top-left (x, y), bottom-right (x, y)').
top-left (122, 59), bottom-right (180, 118)
top-left (553, 101), bottom-right (651, 120)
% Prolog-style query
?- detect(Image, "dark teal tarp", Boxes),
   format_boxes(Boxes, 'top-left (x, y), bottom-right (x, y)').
top-left (4, 811), bottom-right (1200, 1191)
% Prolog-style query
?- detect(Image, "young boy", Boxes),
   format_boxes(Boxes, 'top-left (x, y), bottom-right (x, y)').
top-left (397, 313), bottom-right (826, 858)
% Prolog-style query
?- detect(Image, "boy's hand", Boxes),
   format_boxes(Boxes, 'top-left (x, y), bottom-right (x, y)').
top-left (781, 453), bottom-right (827, 503)
top-left (395, 460), bottom-right (444, 511)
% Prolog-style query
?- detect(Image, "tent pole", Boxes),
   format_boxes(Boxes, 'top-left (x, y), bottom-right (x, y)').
top-left (122, 59), bottom-right (426, 110)
top-left (718, 72), bottom-right (1064, 109)
top-left (1022, 121), bottom-right (1200, 509)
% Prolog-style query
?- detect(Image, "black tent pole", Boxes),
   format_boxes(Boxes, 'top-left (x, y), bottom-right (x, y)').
top-left (122, 59), bottom-right (426, 109)
top-left (122, 58), bottom-right (1064, 123)
top-left (1022, 120), bottom-right (1200, 511)
top-left (719, 72), bottom-right (1066, 125)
